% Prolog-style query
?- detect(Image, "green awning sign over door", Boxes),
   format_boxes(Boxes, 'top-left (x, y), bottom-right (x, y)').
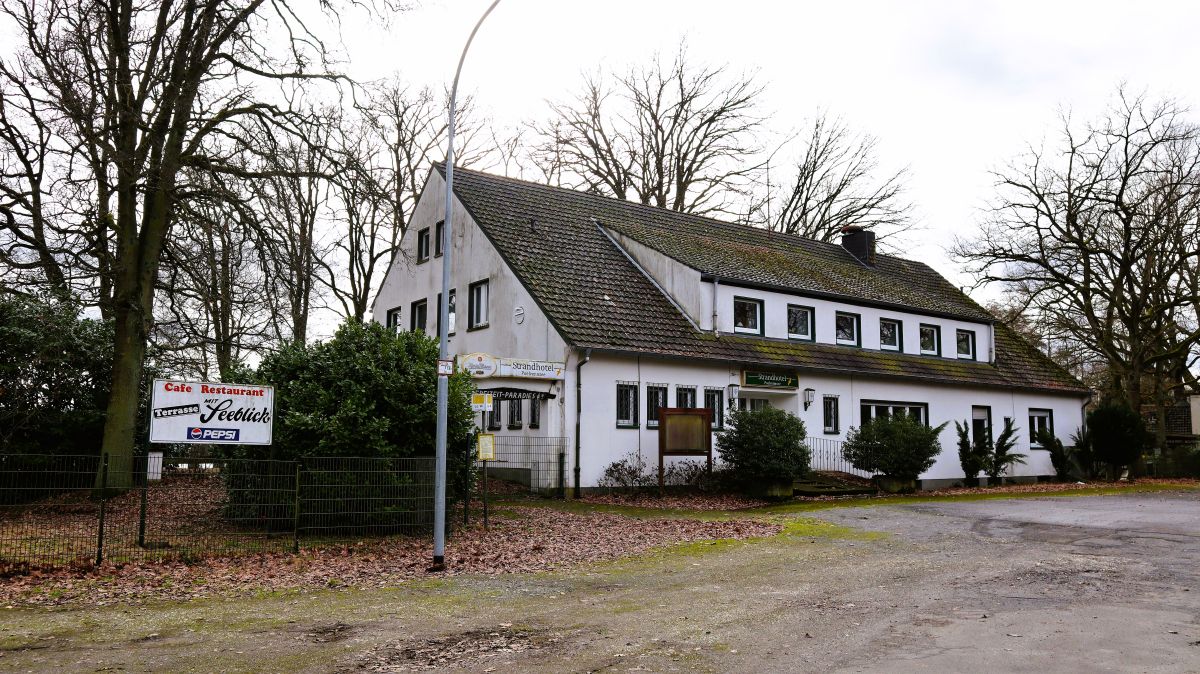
top-left (742, 371), bottom-right (798, 389)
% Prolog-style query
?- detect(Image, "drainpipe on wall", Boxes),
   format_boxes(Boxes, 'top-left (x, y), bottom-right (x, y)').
top-left (574, 347), bottom-right (591, 498)
top-left (712, 278), bottom-right (720, 335)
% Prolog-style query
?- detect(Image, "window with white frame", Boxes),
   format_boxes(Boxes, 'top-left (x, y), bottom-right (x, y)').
top-left (416, 228), bottom-right (431, 262)
top-left (507, 398), bottom-right (522, 429)
top-left (956, 329), bottom-right (976, 360)
top-left (737, 398), bottom-right (769, 412)
top-left (1029, 409), bottom-right (1053, 447)
top-left (616, 383), bottom-right (639, 428)
top-left (860, 400), bottom-right (928, 425)
top-left (434, 220), bottom-right (445, 257)
top-left (646, 385), bottom-right (668, 428)
top-left (676, 386), bottom-right (697, 408)
top-left (410, 299), bottom-right (428, 333)
top-left (704, 388), bottom-right (724, 429)
top-left (733, 297), bottom-right (764, 335)
top-left (385, 307), bottom-right (403, 333)
top-left (919, 324), bottom-right (940, 356)
top-left (468, 280), bottom-right (489, 329)
top-left (787, 305), bottom-right (814, 341)
top-left (823, 396), bottom-right (840, 434)
top-left (435, 290), bottom-right (456, 335)
top-left (879, 318), bottom-right (902, 351)
top-left (835, 312), bottom-right (861, 346)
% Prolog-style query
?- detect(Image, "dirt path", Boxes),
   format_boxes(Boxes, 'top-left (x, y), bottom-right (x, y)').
top-left (1, 491), bottom-right (1198, 672)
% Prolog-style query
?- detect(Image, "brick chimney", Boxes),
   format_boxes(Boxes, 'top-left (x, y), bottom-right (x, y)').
top-left (841, 225), bottom-right (876, 266)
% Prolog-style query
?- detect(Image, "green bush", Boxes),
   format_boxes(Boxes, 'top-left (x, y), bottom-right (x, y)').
top-left (985, 418), bottom-right (1026, 482)
top-left (1087, 401), bottom-right (1148, 480)
top-left (232, 321), bottom-right (476, 529)
top-left (1069, 427), bottom-right (1101, 479)
top-left (1156, 443), bottom-right (1200, 478)
top-left (716, 407), bottom-right (810, 486)
top-left (1037, 429), bottom-right (1072, 481)
top-left (842, 415), bottom-right (948, 482)
top-left (954, 420), bottom-right (989, 487)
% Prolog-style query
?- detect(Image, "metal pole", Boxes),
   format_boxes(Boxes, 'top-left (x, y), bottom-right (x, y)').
top-left (292, 463), bottom-right (301, 554)
top-left (434, 0), bottom-right (502, 569)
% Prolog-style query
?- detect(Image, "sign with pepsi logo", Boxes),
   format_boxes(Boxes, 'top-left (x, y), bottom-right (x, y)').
top-left (150, 379), bottom-right (273, 445)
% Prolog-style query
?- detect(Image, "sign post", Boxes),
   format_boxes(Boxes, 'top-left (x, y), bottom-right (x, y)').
top-left (658, 408), bottom-right (714, 496)
top-left (477, 432), bottom-right (495, 529)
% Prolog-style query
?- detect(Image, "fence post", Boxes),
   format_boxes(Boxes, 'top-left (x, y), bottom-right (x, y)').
top-left (292, 463), bottom-right (301, 554)
top-left (95, 455), bottom-right (109, 566)
top-left (137, 477), bottom-right (148, 548)
top-left (558, 451), bottom-right (566, 500)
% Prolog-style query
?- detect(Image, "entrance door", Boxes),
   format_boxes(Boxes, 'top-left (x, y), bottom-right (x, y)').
top-left (971, 406), bottom-right (992, 445)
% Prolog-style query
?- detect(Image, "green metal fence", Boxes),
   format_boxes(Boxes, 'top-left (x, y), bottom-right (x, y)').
top-left (0, 454), bottom-right (436, 572)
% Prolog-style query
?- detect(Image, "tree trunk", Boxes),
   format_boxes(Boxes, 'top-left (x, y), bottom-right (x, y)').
top-left (97, 302), bottom-right (145, 491)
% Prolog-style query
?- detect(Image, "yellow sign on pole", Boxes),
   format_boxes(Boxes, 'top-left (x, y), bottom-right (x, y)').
top-left (476, 432), bottom-right (495, 461)
top-left (471, 393), bottom-right (494, 412)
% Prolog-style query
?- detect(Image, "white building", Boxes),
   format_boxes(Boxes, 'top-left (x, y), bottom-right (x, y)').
top-left (372, 166), bottom-right (1090, 491)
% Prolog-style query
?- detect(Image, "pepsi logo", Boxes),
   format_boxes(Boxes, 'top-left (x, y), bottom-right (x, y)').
top-left (188, 427), bottom-right (203, 440)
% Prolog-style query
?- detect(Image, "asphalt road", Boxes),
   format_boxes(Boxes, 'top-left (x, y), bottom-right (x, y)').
top-left (2, 491), bottom-right (1198, 673)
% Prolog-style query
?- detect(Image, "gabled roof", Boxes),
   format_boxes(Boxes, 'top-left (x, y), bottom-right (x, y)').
top-left (442, 166), bottom-right (1087, 395)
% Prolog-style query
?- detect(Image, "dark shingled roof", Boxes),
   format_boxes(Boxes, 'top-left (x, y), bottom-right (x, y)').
top-left (441, 166), bottom-right (1087, 395)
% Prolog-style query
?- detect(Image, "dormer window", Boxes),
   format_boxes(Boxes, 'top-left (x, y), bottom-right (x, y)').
top-left (880, 318), bottom-right (902, 351)
top-left (956, 329), bottom-right (977, 360)
top-left (920, 324), bottom-right (941, 356)
top-left (733, 297), bottom-right (763, 335)
top-left (787, 305), bottom-right (814, 341)
top-left (835, 312), bottom-right (861, 347)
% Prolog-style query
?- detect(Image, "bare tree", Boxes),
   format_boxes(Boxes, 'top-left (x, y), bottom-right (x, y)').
top-left (535, 44), bottom-right (766, 218)
top-left (0, 0), bottom-right (360, 487)
top-left (760, 113), bottom-right (912, 243)
top-left (955, 90), bottom-right (1200, 425)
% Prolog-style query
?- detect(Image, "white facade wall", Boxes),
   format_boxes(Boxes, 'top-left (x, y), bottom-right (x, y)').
top-left (578, 353), bottom-right (1085, 487)
top-left (1191, 395), bottom-right (1200, 436)
top-left (703, 282), bottom-right (995, 363)
top-left (371, 172), bottom-right (573, 442)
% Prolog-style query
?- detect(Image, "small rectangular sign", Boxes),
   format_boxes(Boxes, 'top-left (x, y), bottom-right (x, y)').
top-left (149, 379), bottom-right (273, 445)
top-left (477, 433), bottom-right (495, 461)
top-left (471, 393), bottom-right (494, 412)
top-left (437, 359), bottom-right (455, 376)
top-left (742, 371), bottom-right (798, 389)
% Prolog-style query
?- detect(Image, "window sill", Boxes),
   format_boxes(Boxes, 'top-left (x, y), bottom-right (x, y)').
top-left (507, 425), bottom-right (522, 430)
top-left (416, 258), bottom-right (429, 265)
top-left (880, 345), bottom-right (901, 352)
top-left (957, 354), bottom-right (975, 360)
top-left (733, 328), bottom-right (762, 336)
top-left (835, 341), bottom-right (860, 348)
top-left (787, 334), bottom-right (814, 342)
top-left (919, 351), bottom-right (940, 357)
top-left (528, 425), bottom-right (539, 430)
top-left (616, 424), bottom-right (639, 430)
top-left (823, 430), bottom-right (840, 435)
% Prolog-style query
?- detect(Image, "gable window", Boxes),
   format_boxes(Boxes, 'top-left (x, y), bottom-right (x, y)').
top-left (823, 396), bottom-right (840, 434)
top-left (861, 400), bottom-right (928, 425)
top-left (385, 307), bottom-right (403, 333)
top-left (787, 305), bottom-right (814, 341)
top-left (434, 220), bottom-right (445, 257)
top-left (704, 388), bottom-right (725, 429)
top-left (468, 280), bottom-right (489, 329)
top-left (416, 228), bottom-right (431, 263)
top-left (616, 383), bottom-right (639, 428)
top-left (676, 386), bottom-right (697, 409)
top-left (956, 329), bottom-right (976, 360)
top-left (646, 385), bottom-right (668, 428)
top-left (507, 399), bottom-right (523, 429)
top-left (487, 402), bottom-right (502, 430)
top-left (879, 318), bottom-right (902, 351)
top-left (528, 400), bottom-right (541, 429)
top-left (835, 312), bottom-right (861, 347)
top-left (436, 290), bottom-right (456, 336)
top-left (733, 297), bottom-right (764, 335)
top-left (410, 299), bottom-right (428, 333)
top-left (1029, 409), bottom-right (1053, 447)
top-left (919, 324), bottom-right (941, 356)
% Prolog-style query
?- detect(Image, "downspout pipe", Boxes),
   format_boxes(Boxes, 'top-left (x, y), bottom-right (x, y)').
top-left (574, 347), bottom-right (591, 498)
top-left (712, 278), bottom-right (719, 335)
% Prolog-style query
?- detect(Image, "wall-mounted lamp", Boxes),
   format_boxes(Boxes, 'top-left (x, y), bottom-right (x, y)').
top-left (803, 387), bottom-right (816, 410)
top-left (726, 384), bottom-right (741, 405)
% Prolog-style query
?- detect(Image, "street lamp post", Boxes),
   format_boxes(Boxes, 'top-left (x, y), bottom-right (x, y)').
top-left (433, 0), bottom-right (502, 569)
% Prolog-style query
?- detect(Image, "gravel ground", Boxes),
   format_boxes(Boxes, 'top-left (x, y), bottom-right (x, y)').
top-left (0, 490), bottom-right (1197, 672)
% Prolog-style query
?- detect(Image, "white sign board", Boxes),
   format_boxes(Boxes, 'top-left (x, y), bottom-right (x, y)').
top-left (149, 379), bottom-right (274, 445)
top-left (460, 353), bottom-right (564, 381)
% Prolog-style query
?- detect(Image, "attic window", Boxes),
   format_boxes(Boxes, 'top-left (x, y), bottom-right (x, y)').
top-left (733, 297), bottom-right (763, 335)
top-left (919, 324), bottom-right (941, 356)
top-left (835, 312), bottom-right (861, 347)
top-left (417, 228), bottom-right (431, 263)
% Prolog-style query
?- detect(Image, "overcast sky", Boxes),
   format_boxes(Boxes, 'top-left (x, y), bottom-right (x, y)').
top-left (339, 0), bottom-right (1200, 297)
